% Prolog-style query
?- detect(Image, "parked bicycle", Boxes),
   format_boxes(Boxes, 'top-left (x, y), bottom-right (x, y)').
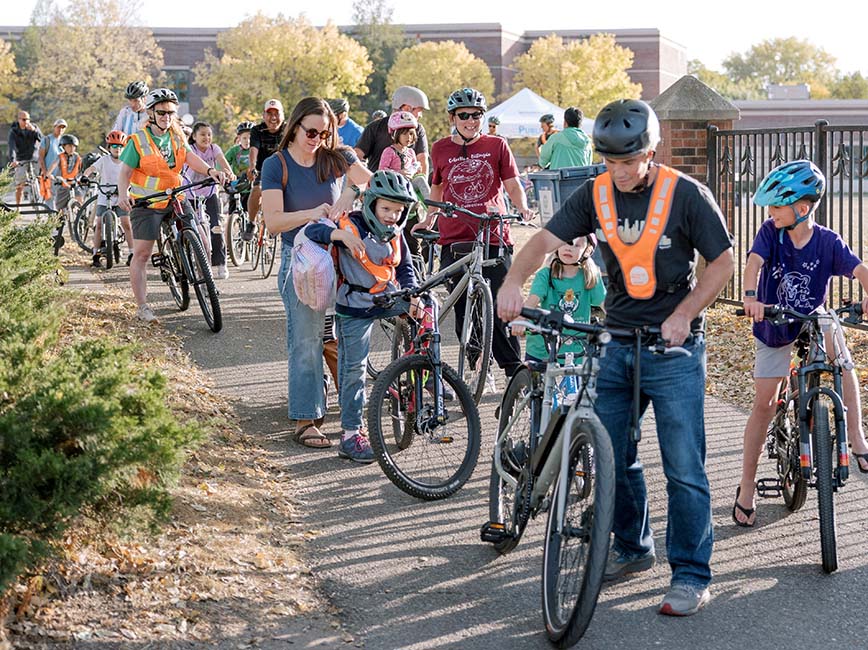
top-left (737, 303), bottom-right (863, 573)
top-left (133, 178), bottom-right (222, 333)
top-left (366, 286), bottom-right (481, 501)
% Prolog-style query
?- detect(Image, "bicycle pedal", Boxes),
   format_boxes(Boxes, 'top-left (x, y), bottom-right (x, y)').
top-left (480, 521), bottom-right (512, 544)
top-left (150, 253), bottom-right (165, 268)
top-left (756, 478), bottom-right (782, 498)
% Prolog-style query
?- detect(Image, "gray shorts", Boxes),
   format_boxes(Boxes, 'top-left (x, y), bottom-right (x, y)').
top-left (96, 204), bottom-right (130, 218)
top-left (754, 339), bottom-right (794, 378)
top-left (130, 201), bottom-right (194, 241)
top-left (14, 160), bottom-right (36, 184)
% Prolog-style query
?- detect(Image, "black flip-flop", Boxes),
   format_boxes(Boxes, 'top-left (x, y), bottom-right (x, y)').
top-left (732, 486), bottom-right (756, 528)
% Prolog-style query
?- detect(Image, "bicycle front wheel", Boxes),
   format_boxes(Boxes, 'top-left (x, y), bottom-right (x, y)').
top-left (102, 210), bottom-right (116, 270)
top-left (249, 226), bottom-right (262, 271)
top-left (779, 377), bottom-right (807, 512)
top-left (159, 230), bottom-right (189, 311)
top-left (367, 354), bottom-right (481, 500)
top-left (812, 401), bottom-right (837, 573)
top-left (541, 419), bottom-right (614, 647)
top-left (260, 233), bottom-right (277, 279)
top-left (227, 211), bottom-right (249, 267)
top-left (181, 229), bottom-right (223, 332)
top-left (488, 367), bottom-right (535, 554)
top-left (72, 195), bottom-right (98, 252)
top-left (458, 279), bottom-right (494, 404)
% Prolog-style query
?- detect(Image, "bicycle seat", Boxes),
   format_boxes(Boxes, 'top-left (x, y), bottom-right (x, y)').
top-left (413, 229), bottom-right (440, 242)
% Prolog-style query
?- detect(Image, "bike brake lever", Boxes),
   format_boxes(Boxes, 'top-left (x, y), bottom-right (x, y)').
top-left (648, 343), bottom-right (692, 357)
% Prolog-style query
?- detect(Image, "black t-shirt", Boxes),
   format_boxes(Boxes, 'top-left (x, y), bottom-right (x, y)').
top-left (355, 116), bottom-right (428, 171)
top-left (545, 168), bottom-right (732, 330)
top-left (250, 122), bottom-right (285, 173)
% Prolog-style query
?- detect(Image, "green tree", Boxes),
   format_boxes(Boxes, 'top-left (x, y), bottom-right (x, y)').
top-left (723, 37), bottom-right (838, 98)
top-left (830, 72), bottom-right (868, 99)
top-left (15, 0), bottom-right (163, 152)
top-left (687, 60), bottom-right (764, 101)
top-left (0, 39), bottom-right (20, 123)
top-left (512, 34), bottom-right (641, 119)
top-left (350, 0), bottom-right (408, 122)
top-left (386, 41), bottom-right (494, 140)
top-left (194, 13), bottom-right (373, 143)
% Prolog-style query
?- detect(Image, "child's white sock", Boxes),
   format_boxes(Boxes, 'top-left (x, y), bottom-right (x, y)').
top-left (342, 429), bottom-right (359, 442)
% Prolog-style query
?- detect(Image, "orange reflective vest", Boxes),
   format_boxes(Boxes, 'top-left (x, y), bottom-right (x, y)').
top-left (58, 152), bottom-right (81, 180)
top-left (128, 128), bottom-right (187, 209)
top-left (337, 214), bottom-right (401, 293)
top-left (592, 165), bottom-right (680, 300)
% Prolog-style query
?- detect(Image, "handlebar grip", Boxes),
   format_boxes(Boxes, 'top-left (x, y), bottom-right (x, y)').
top-left (735, 308), bottom-right (746, 316)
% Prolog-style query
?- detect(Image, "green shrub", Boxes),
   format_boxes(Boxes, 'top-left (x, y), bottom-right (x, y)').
top-left (0, 208), bottom-right (202, 593)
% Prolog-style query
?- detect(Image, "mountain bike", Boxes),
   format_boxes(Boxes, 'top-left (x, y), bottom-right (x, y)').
top-left (224, 180), bottom-right (252, 267)
top-left (249, 216), bottom-right (277, 279)
top-left (78, 180), bottom-right (123, 269)
top-left (133, 178), bottom-right (222, 333)
top-left (366, 286), bottom-right (481, 501)
top-left (480, 307), bottom-right (619, 647)
top-left (737, 303), bottom-right (863, 573)
top-left (51, 176), bottom-right (88, 255)
top-left (2, 160), bottom-right (53, 216)
top-left (392, 199), bottom-right (527, 403)
top-left (72, 180), bottom-right (100, 252)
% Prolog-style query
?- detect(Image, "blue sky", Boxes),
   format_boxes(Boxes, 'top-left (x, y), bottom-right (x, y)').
top-left (5, 0), bottom-right (866, 77)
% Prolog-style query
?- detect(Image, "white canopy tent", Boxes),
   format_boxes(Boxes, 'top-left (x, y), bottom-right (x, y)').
top-left (485, 88), bottom-right (595, 139)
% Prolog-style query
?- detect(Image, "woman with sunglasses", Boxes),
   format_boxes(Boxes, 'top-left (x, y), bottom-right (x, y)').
top-left (118, 87), bottom-right (226, 323)
top-left (416, 87), bottom-right (532, 389)
top-left (261, 97), bottom-right (372, 451)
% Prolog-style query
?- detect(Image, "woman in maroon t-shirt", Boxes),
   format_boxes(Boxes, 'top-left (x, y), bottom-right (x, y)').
top-left (417, 87), bottom-right (531, 385)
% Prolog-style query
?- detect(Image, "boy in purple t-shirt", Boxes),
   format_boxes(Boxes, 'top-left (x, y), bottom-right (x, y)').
top-left (734, 160), bottom-right (868, 527)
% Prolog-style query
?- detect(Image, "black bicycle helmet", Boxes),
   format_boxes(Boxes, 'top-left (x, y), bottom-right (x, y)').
top-left (236, 121), bottom-right (255, 135)
top-left (488, 115), bottom-right (500, 125)
top-left (125, 81), bottom-right (149, 100)
top-left (328, 98), bottom-right (350, 115)
top-left (145, 87), bottom-right (179, 110)
top-left (59, 134), bottom-right (79, 147)
top-left (446, 87), bottom-right (487, 113)
top-left (362, 170), bottom-right (417, 241)
top-left (540, 113), bottom-right (555, 124)
top-left (593, 99), bottom-right (660, 158)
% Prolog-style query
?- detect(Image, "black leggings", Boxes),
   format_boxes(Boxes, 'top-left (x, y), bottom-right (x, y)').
top-left (440, 244), bottom-right (522, 378)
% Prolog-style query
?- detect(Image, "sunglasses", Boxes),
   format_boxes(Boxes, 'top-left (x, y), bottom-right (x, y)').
top-left (109, 144), bottom-right (123, 149)
top-left (301, 126), bottom-right (330, 141)
top-left (154, 109), bottom-right (176, 117)
top-left (455, 112), bottom-right (484, 121)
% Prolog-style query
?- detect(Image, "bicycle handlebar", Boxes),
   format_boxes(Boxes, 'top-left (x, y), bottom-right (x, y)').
top-left (423, 199), bottom-right (525, 223)
top-left (133, 177), bottom-right (216, 207)
top-left (735, 303), bottom-right (864, 325)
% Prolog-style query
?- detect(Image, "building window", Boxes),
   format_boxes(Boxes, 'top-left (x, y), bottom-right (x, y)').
top-left (163, 69), bottom-right (190, 103)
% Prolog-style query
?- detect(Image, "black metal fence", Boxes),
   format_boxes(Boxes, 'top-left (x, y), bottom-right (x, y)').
top-left (708, 121), bottom-right (868, 314)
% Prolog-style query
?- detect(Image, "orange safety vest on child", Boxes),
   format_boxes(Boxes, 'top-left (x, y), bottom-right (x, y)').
top-left (128, 128), bottom-right (187, 209)
top-left (336, 213), bottom-right (401, 293)
top-left (56, 152), bottom-right (82, 187)
top-left (592, 165), bottom-right (680, 299)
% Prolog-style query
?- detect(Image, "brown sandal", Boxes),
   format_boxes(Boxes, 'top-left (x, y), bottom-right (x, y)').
top-left (294, 422), bottom-right (332, 448)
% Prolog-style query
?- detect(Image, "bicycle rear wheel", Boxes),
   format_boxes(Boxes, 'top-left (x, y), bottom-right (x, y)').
top-left (181, 229), bottom-right (223, 332)
top-left (227, 211), bottom-right (249, 267)
top-left (367, 354), bottom-right (480, 500)
top-left (157, 227), bottom-right (189, 311)
top-left (488, 367), bottom-right (535, 554)
top-left (72, 195), bottom-right (98, 252)
top-left (812, 401), bottom-right (837, 573)
top-left (260, 233), bottom-right (277, 279)
top-left (541, 419), bottom-right (614, 647)
top-left (458, 280), bottom-right (494, 404)
top-left (249, 225), bottom-right (262, 271)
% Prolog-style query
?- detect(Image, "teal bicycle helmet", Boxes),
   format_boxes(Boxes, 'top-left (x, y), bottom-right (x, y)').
top-left (446, 88), bottom-right (487, 113)
top-left (753, 160), bottom-right (825, 207)
top-left (362, 170), bottom-right (417, 241)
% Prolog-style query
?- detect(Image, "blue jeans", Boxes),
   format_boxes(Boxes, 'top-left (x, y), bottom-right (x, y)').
top-left (594, 335), bottom-right (713, 589)
top-left (335, 308), bottom-right (406, 432)
top-left (278, 243), bottom-right (325, 421)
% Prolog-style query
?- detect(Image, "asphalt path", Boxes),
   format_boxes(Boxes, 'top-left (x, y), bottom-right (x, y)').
top-left (96, 248), bottom-right (868, 650)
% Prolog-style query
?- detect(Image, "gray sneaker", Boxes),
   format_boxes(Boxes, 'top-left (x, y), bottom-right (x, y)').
top-left (603, 548), bottom-right (655, 581)
top-left (135, 304), bottom-right (158, 323)
top-left (658, 584), bottom-right (711, 616)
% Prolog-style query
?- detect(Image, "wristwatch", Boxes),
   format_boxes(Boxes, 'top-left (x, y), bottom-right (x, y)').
top-left (744, 289), bottom-right (757, 298)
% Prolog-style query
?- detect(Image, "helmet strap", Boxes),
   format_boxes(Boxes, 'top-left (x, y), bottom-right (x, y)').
top-left (455, 130), bottom-right (480, 159)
